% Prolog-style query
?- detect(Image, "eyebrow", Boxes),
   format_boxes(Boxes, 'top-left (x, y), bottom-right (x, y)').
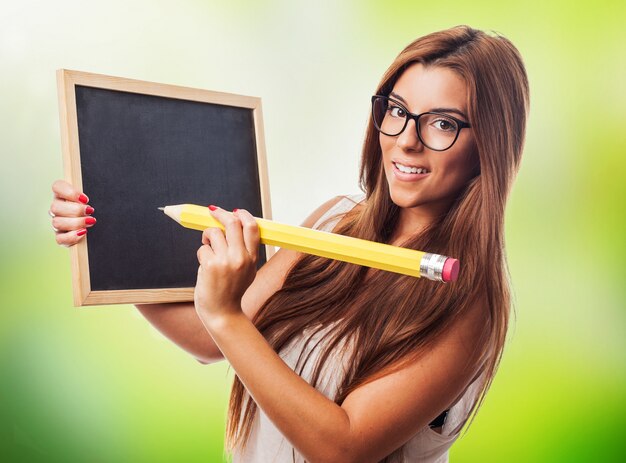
top-left (389, 91), bottom-right (469, 120)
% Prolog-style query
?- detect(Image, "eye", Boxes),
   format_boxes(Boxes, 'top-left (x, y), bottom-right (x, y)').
top-left (387, 105), bottom-right (406, 118)
top-left (432, 117), bottom-right (458, 132)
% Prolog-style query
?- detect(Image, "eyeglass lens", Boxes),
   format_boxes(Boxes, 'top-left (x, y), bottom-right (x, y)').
top-left (372, 96), bottom-right (460, 151)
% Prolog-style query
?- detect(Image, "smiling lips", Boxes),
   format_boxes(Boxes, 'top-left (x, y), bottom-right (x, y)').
top-left (392, 161), bottom-right (431, 180)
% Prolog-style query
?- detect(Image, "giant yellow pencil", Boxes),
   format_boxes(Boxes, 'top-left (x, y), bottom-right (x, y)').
top-left (159, 204), bottom-right (459, 283)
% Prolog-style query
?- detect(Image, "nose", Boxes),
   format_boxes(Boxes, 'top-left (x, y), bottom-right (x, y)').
top-left (396, 118), bottom-right (424, 152)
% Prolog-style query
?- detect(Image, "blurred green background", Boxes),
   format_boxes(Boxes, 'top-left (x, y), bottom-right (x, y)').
top-left (1, 0), bottom-right (624, 461)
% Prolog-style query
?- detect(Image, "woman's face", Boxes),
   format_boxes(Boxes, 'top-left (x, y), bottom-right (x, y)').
top-left (380, 63), bottom-right (478, 219)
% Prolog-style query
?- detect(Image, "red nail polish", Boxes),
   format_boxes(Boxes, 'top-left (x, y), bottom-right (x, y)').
top-left (233, 208), bottom-right (239, 212)
top-left (208, 205), bottom-right (217, 211)
top-left (78, 194), bottom-right (89, 204)
top-left (85, 206), bottom-right (95, 215)
top-left (77, 229), bottom-right (87, 236)
top-left (85, 217), bottom-right (97, 225)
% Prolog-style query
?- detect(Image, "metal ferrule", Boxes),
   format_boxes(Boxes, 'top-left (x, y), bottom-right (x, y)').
top-left (419, 253), bottom-right (448, 282)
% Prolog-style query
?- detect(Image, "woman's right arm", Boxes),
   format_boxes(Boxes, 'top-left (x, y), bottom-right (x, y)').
top-left (50, 179), bottom-right (344, 364)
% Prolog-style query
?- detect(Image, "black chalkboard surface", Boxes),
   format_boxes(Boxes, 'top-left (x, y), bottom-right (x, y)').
top-left (57, 70), bottom-right (272, 306)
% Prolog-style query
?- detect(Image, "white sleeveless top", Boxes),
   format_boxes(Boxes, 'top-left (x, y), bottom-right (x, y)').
top-left (233, 194), bottom-right (487, 463)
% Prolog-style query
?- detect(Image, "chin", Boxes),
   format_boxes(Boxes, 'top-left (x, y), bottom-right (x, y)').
top-left (388, 189), bottom-right (424, 209)
top-left (388, 186), bottom-right (455, 216)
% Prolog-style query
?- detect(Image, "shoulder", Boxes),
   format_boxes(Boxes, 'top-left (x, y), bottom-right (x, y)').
top-left (300, 194), bottom-right (365, 229)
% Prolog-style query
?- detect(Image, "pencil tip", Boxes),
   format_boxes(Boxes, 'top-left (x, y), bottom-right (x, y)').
top-left (157, 207), bottom-right (165, 211)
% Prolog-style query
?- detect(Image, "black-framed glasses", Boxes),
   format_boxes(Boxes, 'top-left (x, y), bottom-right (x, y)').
top-left (371, 95), bottom-right (471, 151)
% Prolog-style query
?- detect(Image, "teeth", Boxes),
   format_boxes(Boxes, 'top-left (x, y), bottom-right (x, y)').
top-left (394, 162), bottom-right (429, 174)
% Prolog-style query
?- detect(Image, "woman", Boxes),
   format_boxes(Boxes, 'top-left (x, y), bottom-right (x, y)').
top-left (49, 25), bottom-right (529, 462)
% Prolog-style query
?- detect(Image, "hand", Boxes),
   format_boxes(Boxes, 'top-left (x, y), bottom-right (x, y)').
top-left (194, 206), bottom-right (260, 326)
top-left (49, 180), bottom-right (96, 247)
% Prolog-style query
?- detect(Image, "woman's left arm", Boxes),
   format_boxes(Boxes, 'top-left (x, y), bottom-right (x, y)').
top-left (195, 206), bottom-right (487, 463)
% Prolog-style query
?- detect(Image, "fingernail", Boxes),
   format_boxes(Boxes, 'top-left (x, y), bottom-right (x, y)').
top-left (78, 194), bottom-right (89, 204)
top-left (85, 206), bottom-right (95, 215)
top-left (233, 208), bottom-right (239, 212)
top-left (77, 229), bottom-right (87, 236)
top-left (85, 217), bottom-right (97, 226)
top-left (208, 205), bottom-right (217, 211)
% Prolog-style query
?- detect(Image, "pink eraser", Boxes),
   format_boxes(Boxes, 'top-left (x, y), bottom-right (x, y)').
top-left (442, 258), bottom-right (460, 282)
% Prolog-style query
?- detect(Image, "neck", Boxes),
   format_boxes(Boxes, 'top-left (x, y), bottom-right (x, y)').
top-left (390, 201), bottom-right (450, 245)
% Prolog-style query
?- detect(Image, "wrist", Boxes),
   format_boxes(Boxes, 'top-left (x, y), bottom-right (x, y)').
top-left (198, 307), bottom-right (246, 334)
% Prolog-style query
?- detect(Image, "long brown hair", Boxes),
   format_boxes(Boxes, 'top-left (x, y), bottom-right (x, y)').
top-left (225, 25), bottom-right (529, 462)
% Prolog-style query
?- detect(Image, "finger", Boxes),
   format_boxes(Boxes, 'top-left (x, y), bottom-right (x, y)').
top-left (52, 216), bottom-right (97, 232)
top-left (203, 227), bottom-right (228, 256)
top-left (234, 209), bottom-right (260, 259)
top-left (209, 206), bottom-right (246, 255)
top-left (51, 179), bottom-right (89, 204)
top-left (202, 226), bottom-right (224, 248)
top-left (196, 243), bottom-right (215, 266)
top-left (55, 228), bottom-right (87, 247)
top-left (201, 228), bottom-right (208, 245)
top-left (50, 198), bottom-right (94, 218)
top-left (201, 227), bottom-right (217, 245)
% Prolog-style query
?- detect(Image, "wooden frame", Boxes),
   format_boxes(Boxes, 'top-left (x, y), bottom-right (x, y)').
top-left (56, 69), bottom-right (273, 306)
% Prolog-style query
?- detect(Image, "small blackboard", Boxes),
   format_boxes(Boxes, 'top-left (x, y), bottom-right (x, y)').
top-left (57, 70), bottom-right (273, 306)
